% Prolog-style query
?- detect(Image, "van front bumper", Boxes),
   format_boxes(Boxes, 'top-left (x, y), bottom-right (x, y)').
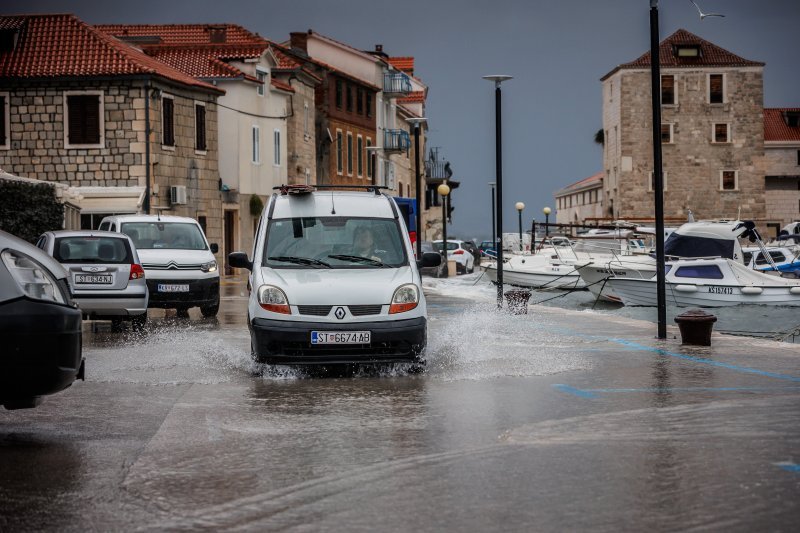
top-left (250, 317), bottom-right (426, 365)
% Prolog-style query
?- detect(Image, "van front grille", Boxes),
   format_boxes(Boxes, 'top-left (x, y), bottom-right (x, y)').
top-left (348, 305), bottom-right (383, 316)
top-left (297, 305), bottom-right (332, 316)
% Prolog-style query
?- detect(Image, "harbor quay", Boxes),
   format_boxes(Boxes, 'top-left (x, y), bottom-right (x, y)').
top-left (1, 279), bottom-right (798, 531)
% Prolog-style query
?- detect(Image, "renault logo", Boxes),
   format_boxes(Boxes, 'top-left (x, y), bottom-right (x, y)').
top-left (334, 307), bottom-right (346, 320)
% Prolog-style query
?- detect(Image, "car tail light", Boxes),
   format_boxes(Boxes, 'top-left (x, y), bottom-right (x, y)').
top-left (129, 264), bottom-right (145, 280)
top-left (453, 249), bottom-right (465, 255)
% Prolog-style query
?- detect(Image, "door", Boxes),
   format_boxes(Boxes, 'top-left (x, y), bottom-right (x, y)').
top-left (224, 210), bottom-right (236, 275)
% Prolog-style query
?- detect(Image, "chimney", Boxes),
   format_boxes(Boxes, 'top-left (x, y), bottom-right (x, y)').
top-left (290, 31), bottom-right (309, 53)
top-left (375, 44), bottom-right (383, 53)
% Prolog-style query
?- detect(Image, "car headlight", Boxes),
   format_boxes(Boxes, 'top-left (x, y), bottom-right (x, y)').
top-left (1, 249), bottom-right (68, 305)
top-left (257, 284), bottom-right (291, 314)
top-left (389, 283), bottom-right (419, 314)
top-left (201, 260), bottom-right (218, 273)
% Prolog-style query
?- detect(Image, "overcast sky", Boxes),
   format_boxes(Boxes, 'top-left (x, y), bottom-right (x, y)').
top-left (6, 0), bottom-right (799, 239)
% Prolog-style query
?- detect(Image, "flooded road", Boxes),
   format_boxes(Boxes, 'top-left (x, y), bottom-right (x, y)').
top-left (2, 278), bottom-right (799, 531)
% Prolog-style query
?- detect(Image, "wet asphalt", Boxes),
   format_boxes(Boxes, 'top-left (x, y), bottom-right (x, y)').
top-left (1, 276), bottom-right (799, 531)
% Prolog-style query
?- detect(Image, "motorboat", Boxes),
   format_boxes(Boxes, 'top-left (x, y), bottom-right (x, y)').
top-left (480, 242), bottom-right (591, 290)
top-left (743, 245), bottom-right (800, 275)
top-left (607, 257), bottom-right (800, 307)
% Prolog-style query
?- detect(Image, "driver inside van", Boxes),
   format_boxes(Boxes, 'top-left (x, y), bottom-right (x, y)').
top-left (352, 226), bottom-right (381, 262)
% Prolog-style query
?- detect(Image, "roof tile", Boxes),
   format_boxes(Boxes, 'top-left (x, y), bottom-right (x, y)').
top-left (764, 108), bottom-right (800, 142)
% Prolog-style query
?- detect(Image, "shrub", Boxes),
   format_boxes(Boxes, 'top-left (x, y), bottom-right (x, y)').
top-left (0, 180), bottom-right (64, 243)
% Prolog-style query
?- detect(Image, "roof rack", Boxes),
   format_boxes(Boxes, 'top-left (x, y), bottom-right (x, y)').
top-left (273, 184), bottom-right (389, 196)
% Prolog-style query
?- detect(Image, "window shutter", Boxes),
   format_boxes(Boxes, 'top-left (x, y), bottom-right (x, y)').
top-left (83, 95), bottom-right (100, 144)
top-left (0, 95), bottom-right (6, 145)
top-left (163, 98), bottom-right (175, 146)
top-left (195, 104), bottom-right (206, 151)
top-left (67, 94), bottom-right (101, 145)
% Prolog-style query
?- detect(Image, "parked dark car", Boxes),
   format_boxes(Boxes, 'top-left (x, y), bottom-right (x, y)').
top-left (419, 241), bottom-right (446, 277)
top-left (462, 240), bottom-right (481, 266)
top-left (0, 230), bottom-right (84, 410)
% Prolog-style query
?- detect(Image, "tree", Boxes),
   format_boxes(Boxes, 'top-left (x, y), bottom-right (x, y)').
top-left (594, 128), bottom-right (604, 146)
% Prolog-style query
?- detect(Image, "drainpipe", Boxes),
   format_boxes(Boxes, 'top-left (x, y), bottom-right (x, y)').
top-left (144, 80), bottom-right (151, 214)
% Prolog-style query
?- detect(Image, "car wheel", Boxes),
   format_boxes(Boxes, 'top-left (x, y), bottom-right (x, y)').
top-left (467, 263), bottom-right (475, 274)
top-left (201, 301), bottom-right (219, 318)
top-left (131, 313), bottom-right (147, 331)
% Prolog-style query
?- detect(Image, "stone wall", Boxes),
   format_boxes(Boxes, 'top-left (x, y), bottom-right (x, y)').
top-left (286, 79), bottom-right (316, 185)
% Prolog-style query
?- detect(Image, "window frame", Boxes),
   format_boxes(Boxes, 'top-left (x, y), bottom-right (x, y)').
top-left (357, 135), bottom-right (363, 177)
top-left (661, 123), bottom-right (674, 144)
top-left (365, 93), bottom-right (372, 118)
top-left (712, 123), bottom-right (731, 144)
top-left (366, 137), bottom-right (373, 178)
top-left (161, 93), bottom-right (175, 150)
top-left (336, 129), bottom-right (343, 175)
top-left (356, 87), bottom-right (363, 114)
top-left (335, 79), bottom-right (343, 109)
top-left (720, 169), bottom-right (738, 191)
top-left (661, 74), bottom-right (676, 106)
top-left (708, 73), bottom-right (725, 104)
top-left (256, 67), bottom-right (268, 97)
top-left (194, 101), bottom-right (207, 154)
top-left (303, 101), bottom-right (310, 138)
top-left (346, 84), bottom-right (353, 112)
top-left (63, 90), bottom-right (105, 149)
top-left (648, 171), bottom-right (668, 192)
top-left (252, 125), bottom-right (260, 164)
top-left (346, 132), bottom-right (353, 175)
top-left (0, 92), bottom-right (9, 149)
top-left (273, 128), bottom-right (281, 166)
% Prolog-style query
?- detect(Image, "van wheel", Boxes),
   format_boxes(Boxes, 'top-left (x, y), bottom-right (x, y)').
top-left (131, 313), bottom-right (147, 331)
top-left (201, 301), bottom-right (219, 318)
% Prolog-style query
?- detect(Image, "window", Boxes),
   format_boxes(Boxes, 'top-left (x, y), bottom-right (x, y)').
top-left (661, 124), bottom-right (673, 144)
top-left (366, 138), bottom-right (373, 178)
top-left (256, 69), bottom-right (267, 97)
top-left (399, 183), bottom-right (404, 197)
top-left (357, 88), bottom-right (363, 114)
top-left (720, 170), bottom-right (737, 191)
top-left (713, 123), bottom-right (730, 143)
top-left (346, 85), bottom-right (353, 112)
top-left (336, 130), bottom-right (343, 174)
top-left (366, 93), bottom-right (372, 117)
top-left (648, 171), bottom-right (668, 192)
top-left (64, 91), bottom-right (103, 147)
top-left (303, 102), bottom-right (309, 136)
top-left (162, 95), bottom-right (175, 147)
top-left (785, 112), bottom-right (800, 128)
top-left (347, 132), bottom-right (353, 175)
top-left (755, 251), bottom-right (787, 266)
top-left (252, 126), bottom-right (260, 163)
top-left (674, 265), bottom-right (724, 279)
top-left (335, 79), bottom-right (343, 109)
top-left (709, 74), bottom-right (724, 104)
top-left (0, 92), bottom-right (8, 148)
top-left (273, 129), bottom-right (281, 166)
top-left (195, 103), bottom-right (206, 152)
top-left (675, 44), bottom-right (700, 58)
top-left (797, 150), bottom-right (800, 166)
top-left (661, 75), bottom-right (675, 105)
top-left (357, 136), bottom-right (363, 176)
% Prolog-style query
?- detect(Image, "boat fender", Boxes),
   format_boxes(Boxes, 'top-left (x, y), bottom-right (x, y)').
top-left (740, 286), bottom-right (763, 295)
top-left (674, 284), bottom-right (698, 293)
top-left (790, 287), bottom-right (800, 295)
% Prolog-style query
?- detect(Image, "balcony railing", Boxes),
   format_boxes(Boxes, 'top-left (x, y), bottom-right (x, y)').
top-left (425, 159), bottom-right (452, 180)
top-left (383, 72), bottom-right (412, 95)
top-left (383, 129), bottom-right (411, 153)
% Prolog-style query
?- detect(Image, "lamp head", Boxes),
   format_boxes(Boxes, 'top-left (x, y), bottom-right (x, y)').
top-left (543, 206), bottom-right (552, 216)
top-left (482, 75), bottom-right (513, 87)
top-left (437, 183), bottom-right (451, 197)
top-left (515, 202), bottom-right (525, 212)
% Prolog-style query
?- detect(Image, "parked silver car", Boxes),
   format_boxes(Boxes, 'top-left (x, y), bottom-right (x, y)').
top-left (37, 230), bottom-right (148, 330)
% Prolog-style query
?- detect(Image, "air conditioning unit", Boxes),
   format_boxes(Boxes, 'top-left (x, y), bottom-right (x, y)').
top-left (169, 185), bottom-right (188, 205)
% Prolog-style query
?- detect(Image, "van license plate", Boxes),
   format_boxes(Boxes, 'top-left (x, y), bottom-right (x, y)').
top-left (75, 274), bottom-right (112, 284)
top-left (158, 284), bottom-right (190, 293)
top-left (311, 331), bottom-right (371, 345)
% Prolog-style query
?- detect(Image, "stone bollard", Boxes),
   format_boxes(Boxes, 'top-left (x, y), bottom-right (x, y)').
top-left (674, 309), bottom-right (717, 346)
top-left (504, 290), bottom-right (532, 315)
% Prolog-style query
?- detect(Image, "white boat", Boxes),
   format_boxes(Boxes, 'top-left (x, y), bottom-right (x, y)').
top-left (579, 254), bottom-right (657, 303)
top-left (480, 245), bottom-right (590, 290)
top-left (608, 257), bottom-right (800, 307)
top-left (743, 245), bottom-right (800, 275)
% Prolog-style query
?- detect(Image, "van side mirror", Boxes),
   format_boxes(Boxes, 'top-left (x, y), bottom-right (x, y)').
top-left (228, 251), bottom-right (252, 271)
top-left (210, 243), bottom-right (219, 254)
top-left (417, 251), bottom-right (442, 269)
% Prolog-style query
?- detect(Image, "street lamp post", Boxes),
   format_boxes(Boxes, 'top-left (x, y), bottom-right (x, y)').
top-left (542, 206), bottom-right (551, 240)
top-left (650, 0), bottom-right (667, 339)
top-left (438, 182), bottom-right (451, 277)
top-left (483, 74), bottom-right (513, 308)
top-left (406, 117), bottom-right (427, 260)
top-left (489, 182), bottom-right (496, 252)
top-left (515, 202), bottom-right (525, 252)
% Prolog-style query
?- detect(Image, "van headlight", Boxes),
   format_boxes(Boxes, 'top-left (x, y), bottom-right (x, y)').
top-left (257, 284), bottom-right (291, 314)
top-left (1, 249), bottom-right (68, 305)
top-left (389, 283), bottom-right (419, 314)
top-left (201, 260), bottom-right (217, 273)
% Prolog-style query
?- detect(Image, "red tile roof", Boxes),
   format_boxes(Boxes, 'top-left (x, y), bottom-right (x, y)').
top-left (95, 23), bottom-right (266, 46)
top-left (388, 56), bottom-right (414, 74)
top-left (764, 108), bottom-right (800, 142)
top-left (270, 78), bottom-right (294, 93)
top-left (144, 45), bottom-right (265, 81)
top-left (602, 29), bottom-right (763, 80)
top-left (397, 91), bottom-right (424, 104)
top-left (555, 172), bottom-right (603, 196)
top-left (0, 14), bottom-right (221, 93)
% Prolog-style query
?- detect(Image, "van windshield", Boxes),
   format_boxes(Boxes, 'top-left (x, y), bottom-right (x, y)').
top-left (121, 222), bottom-right (207, 250)
top-left (263, 217), bottom-right (408, 269)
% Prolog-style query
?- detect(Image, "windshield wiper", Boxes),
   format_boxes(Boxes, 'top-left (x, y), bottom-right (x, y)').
top-left (327, 254), bottom-right (389, 267)
top-left (268, 256), bottom-right (332, 268)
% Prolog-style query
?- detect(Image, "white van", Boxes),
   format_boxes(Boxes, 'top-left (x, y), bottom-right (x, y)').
top-left (99, 215), bottom-right (220, 317)
top-left (229, 186), bottom-right (441, 365)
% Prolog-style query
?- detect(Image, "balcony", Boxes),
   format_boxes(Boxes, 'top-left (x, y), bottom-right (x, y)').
top-left (383, 72), bottom-right (412, 95)
top-left (383, 129), bottom-right (411, 153)
top-left (425, 159), bottom-right (452, 181)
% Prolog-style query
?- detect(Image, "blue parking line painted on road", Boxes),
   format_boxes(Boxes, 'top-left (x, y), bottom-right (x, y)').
top-left (775, 462), bottom-right (800, 473)
top-left (584, 386), bottom-right (800, 394)
top-left (607, 338), bottom-right (800, 383)
top-left (552, 384), bottom-right (598, 399)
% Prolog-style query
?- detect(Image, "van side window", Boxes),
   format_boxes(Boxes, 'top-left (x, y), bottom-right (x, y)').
top-left (98, 221), bottom-right (110, 231)
top-left (35, 236), bottom-right (46, 249)
top-left (110, 224), bottom-right (117, 232)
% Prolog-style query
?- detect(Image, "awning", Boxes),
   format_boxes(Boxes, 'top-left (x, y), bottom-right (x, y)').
top-left (68, 186), bottom-right (145, 214)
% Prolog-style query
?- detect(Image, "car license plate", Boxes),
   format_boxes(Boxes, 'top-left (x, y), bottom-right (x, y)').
top-left (158, 284), bottom-right (190, 293)
top-left (75, 274), bottom-right (113, 284)
top-left (311, 331), bottom-right (371, 345)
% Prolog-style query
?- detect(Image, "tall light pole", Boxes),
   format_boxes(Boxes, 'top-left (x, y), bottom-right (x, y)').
top-left (650, 0), bottom-right (667, 339)
top-left (515, 202), bottom-right (525, 252)
top-left (483, 74), bottom-right (512, 308)
top-left (489, 182), bottom-right (496, 251)
top-left (543, 206), bottom-right (551, 240)
top-left (438, 182), bottom-right (451, 277)
top-left (406, 117), bottom-right (427, 259)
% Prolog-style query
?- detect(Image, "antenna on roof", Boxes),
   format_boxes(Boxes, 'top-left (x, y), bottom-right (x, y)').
top-left (331, 191), bottom-right (336, 215)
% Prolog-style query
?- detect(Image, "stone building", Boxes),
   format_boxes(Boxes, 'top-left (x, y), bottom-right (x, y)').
top-left (600, 29), bottom-right (766, 224)
top-left (763, 108), bottom-right (800, 236)
top-left (554, 172), bottom-right (604, 225)
top-left (0, 14), bottom-right (224, 260)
